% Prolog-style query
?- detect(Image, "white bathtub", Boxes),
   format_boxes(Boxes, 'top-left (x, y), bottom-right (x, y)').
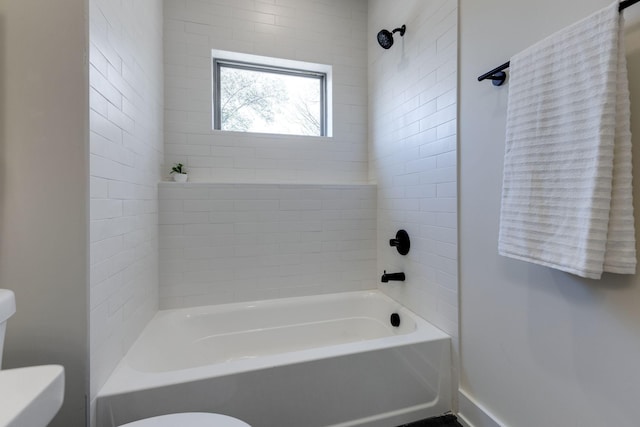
top-left (97, 291), bottom-right (451, 427)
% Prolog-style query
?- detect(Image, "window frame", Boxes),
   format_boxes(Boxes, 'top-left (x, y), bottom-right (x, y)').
top-left (213, 58), bottom-right (328, 137)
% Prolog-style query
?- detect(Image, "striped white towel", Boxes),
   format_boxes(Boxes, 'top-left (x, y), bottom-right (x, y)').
top-left (498, 0), bottom-right (635, 279)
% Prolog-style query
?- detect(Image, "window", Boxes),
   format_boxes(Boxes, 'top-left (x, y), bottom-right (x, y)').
top-left (213, 51), bottom-right (330, 137)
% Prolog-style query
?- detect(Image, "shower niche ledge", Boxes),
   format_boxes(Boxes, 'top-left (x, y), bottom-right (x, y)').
top-left (158, 181), bottom-right (377, 198)
top-left (159, 181), bottom-right (375, 187)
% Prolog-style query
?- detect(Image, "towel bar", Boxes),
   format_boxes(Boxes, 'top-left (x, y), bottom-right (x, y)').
top-left (477, 0), bottom-right (640, 85)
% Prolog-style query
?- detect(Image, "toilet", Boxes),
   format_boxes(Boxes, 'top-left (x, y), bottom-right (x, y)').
top-left (0, 289), bottom-right (16, 369)
top-left (0, 291), bottom-right (249, 427)
top-left (119, 413), bottom-right (251, 427)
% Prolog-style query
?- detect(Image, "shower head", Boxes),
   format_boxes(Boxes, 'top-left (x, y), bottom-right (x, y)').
top-left (376, 25), bottom-right (406, 49)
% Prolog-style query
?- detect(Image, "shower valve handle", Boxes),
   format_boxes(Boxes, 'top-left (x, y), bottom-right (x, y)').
top-left (389, 230), bottom-right (410, 255)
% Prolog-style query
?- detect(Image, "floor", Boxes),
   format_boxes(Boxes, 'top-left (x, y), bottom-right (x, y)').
top-left (400, 414), bottom-right (464, 427)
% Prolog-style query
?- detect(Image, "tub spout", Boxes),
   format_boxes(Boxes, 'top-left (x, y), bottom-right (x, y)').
top-left (381, 270), bottom-right (405, 283)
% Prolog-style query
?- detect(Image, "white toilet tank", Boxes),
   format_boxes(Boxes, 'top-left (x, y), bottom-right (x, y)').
top-left (0, 289), bottom-right (16, 369)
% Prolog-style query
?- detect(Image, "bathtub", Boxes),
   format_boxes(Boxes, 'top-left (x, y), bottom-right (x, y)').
top-left (96, 290), bottom-right (451, 427)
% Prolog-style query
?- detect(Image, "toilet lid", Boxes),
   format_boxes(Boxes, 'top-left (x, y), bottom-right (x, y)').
top-left (119, 412), bottom-right (251, 427)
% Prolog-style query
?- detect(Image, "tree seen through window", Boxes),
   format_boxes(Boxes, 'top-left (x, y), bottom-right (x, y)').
top-left (216, 61), bottom-right (325, 137)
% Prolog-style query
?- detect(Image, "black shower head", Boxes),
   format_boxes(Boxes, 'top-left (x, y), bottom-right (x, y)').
top-left (377, 29), bottom-right (394, 49)
top-left (377, 25), bottom-right (406, 49)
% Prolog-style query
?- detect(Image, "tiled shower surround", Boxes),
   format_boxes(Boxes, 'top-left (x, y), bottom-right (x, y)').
top-left (159, 0), bottom-right (458, 324)
top-left (89, 0), bottom-right (163, 412)
top-left (89, 0), bottom-right (459, 422)
top-left (369, 0), bottom-right (458, 338)
top-left (159, 183), bottom-right (377, 308)
top-left (368, 0), bottom-right (459, 400)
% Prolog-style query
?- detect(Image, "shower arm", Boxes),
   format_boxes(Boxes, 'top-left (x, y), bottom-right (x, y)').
top-left (392, 25), bottom-right (406, 36)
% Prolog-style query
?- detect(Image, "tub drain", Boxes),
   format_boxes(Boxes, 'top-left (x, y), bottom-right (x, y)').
top-left (390, 313), bottom-right (400, 327)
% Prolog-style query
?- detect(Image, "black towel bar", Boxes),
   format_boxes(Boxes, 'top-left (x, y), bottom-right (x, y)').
top-left (477, 0), bottom-right (640, 86)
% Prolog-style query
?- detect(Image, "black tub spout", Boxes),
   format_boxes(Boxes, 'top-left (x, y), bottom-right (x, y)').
top-left (381, 270), bottom-right (405, 283)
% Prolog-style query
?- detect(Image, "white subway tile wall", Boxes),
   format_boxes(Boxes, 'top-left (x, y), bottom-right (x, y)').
top-left (159, 183), bottom-right (376, 307)
top-left (369, 0), bottom-right (458, 339)
top-left (89, 0), bottom-right (163, 404)
top-left (87, 1), bottom-right (459, 415)
top-left (163, 0), bottom-right (369, 183)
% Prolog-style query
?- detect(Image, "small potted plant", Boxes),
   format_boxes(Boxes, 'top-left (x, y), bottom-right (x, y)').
top-left (170, 163), bottom-right (188, 183)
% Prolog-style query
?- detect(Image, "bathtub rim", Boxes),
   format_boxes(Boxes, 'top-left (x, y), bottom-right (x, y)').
top-left (97, 290), bottom-right (450, 398)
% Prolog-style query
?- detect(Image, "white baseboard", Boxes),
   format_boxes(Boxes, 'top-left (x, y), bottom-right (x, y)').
top-left (456, 389), bottom-right (506, 427)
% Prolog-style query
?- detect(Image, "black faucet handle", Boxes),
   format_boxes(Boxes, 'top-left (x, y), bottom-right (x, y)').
top-left (389, 230), bottom-right (410, 255)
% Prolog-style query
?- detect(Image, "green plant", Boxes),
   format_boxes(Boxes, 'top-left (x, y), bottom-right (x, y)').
top-left (170, 163), bottom-right (186, 174)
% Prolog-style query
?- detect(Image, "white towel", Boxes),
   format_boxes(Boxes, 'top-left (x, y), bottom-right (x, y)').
top-left (498, 0), bottom-right (635, 279)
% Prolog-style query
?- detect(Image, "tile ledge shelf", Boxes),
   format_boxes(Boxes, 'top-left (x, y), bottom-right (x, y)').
top-left (159, 181), bottom-right (376, 187)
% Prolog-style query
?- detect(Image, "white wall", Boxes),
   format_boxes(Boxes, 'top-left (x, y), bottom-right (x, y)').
top-left (369, 0), bottom-right (458, 345)
top-left (459, 1), bottom-right (640, 426)
top-left (0, 0), bottom-right (89, 426)
top-left (159, 183), bottom-right (376, 307)
top-left (163, 0), bottom-right (369, 183)
top-left (89, 0), bottom-right (163, 413)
